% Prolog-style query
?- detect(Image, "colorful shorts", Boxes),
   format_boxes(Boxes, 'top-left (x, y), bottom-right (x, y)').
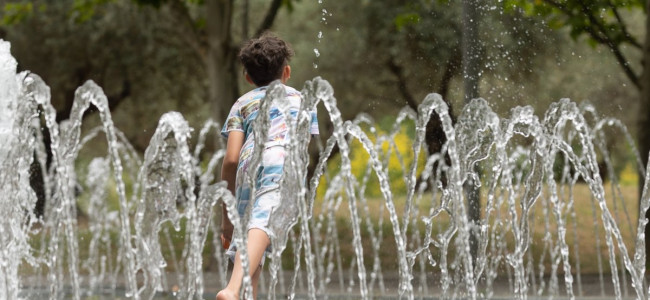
top-left (226, 146), bottom-right (285, 265)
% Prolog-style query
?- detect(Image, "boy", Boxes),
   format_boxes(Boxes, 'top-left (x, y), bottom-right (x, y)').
top-left (217, 33), bottom-right (319, 300)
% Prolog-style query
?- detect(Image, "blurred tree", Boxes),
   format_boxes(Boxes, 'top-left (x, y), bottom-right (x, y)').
top-left (315, 0), bottom-right (554, 151)
top-left (1, 0), bottom-right (294, 124)
top-left (89, 0), bottom-right (291, 120)
top-left (504, 0), bottom-right (650, 264)
top-left (0, 0), bottom-right (204, 216)
top-left (291, 1), bottom-right (558, 266)
top-left (344, 0), bottom-right (462, 165)
top-left (340, 2), bottom-right (551, 182)
top-left (1, 0), bottom-right (201, 149)
top-left (106, 0), bottom-right (290, 122)
top-left (463, 0), bottom-right (482, 265)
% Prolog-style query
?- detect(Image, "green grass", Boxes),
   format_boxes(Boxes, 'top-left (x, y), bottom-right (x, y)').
top-left (19, 180), bottom-right (641, 283)
top-left (308, 181), bottom-right (641, 276)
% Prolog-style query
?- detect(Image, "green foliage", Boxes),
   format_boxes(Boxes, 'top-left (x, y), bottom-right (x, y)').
top-left (394, 12), bottom-right (420, 31)
top-left (283, 0), bottom-right (300, 12)
top-left (71, 0), bottom-right (115, 22)
top-left (2, 0), bottom-right (174, 27)
top-left (359, 0), bottom-right (464, 99)
top-left (195, 17), bottom-right (205, 29)
top-left (2, 0), bottom-right (116, 24)
top-left (504, 0), bottom-right (645, 47)
top-left (2, 2), bottom-right (34, 25)
top-left (132, 0), bottom-right (205, 7)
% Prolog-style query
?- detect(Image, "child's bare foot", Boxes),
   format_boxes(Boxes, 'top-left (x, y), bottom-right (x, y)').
top-left (216, 289), bottom-right (237, 300)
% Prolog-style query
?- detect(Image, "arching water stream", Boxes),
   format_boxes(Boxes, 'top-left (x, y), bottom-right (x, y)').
top-left (1, 39), bottom-right (649, 300)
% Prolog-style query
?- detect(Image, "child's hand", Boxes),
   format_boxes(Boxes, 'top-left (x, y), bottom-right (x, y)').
top-left (220, 233), bottom-right (231, 250)
top-left (221, 218), bottom-right (234, 249)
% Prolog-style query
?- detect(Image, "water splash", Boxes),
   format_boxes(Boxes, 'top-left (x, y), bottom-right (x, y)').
top-left (0, 40), bottom-right (40, 300)
top-left (1, 40), bottom-right (650, 300)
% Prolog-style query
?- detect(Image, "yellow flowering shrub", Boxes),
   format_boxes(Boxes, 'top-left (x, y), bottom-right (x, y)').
top-left (316, 122), bottom-right (428, 199)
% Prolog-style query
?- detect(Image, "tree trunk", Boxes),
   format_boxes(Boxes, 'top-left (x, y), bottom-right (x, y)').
top-left (462, 0), bottom-right (481, 263)
top-left (205, 0), bottom-right (239, 123)
top-left (242, 0), bottom-right (249, 40)
top-left (641, 0), bottom-right (650, 265)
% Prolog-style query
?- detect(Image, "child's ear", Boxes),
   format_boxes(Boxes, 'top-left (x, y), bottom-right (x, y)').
top-left (281, 65), bottom-right (291, 83)
top-left (245, 73), bottom-right (255, 85)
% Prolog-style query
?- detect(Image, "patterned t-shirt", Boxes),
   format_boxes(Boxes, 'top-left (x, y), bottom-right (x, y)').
top-left (221, 84), bottom-right (319, 203)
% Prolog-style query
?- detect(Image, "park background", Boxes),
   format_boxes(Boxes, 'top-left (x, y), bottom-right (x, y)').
top-left (1, 0), bottom-right (650, 298)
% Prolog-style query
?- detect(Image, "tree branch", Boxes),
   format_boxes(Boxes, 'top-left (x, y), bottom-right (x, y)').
top-left (56, 78), bottom-right (131, 123)
top-left (386, 56), bottom-right (419, 111)
top-left (205, 0), bottom-right (234, 51)
top-left (242, 0), bottom-right (249, 40)
top-left (607, 40), bottom-right (641, 89)
top-left (577, 0), bottom-right (641, 88)
top-left (608, 1), bottom-right (642, 49)
top-left (542, 0), bottom-right (641, 89)
top-left (440, 50), bottom-right (462, 100)
top-left (254, 0), bottom-right (283, 37)
top-left (108, 79), bottom-right (131, 112)
top-left (166, 0), bottom-right (205, 59)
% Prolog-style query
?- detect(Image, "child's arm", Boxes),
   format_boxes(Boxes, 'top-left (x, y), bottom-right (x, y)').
top-left (220, 131), bottom-right (245, 244)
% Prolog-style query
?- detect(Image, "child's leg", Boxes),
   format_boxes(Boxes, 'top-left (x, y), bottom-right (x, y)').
top-left (217, 228), bottom-right (270, 300)
top-left (251, 261), bottom-right (263, 299)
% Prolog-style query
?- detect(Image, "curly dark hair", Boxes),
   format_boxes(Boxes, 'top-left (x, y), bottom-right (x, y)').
top-left (238, 32), bottom-right (294, 86)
